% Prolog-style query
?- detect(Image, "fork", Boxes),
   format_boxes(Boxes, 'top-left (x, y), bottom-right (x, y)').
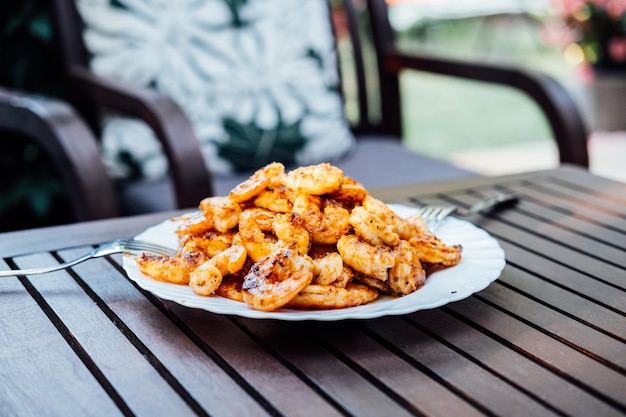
top-left (415, 193), bottom-right (518, 231)
top-left (0, 239), bottom-right (176, 277)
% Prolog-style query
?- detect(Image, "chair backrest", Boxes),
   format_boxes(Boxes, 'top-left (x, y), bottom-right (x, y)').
top-left (334, 0), bottom-right (402, 137)
top-left (51, 0), bottom-right (402, 140)
top-left (49, 0), bottom-right (592, 178)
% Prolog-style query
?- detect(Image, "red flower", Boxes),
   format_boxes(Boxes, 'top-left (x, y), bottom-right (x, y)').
top-left (608, 35), bottom-right (626, 61)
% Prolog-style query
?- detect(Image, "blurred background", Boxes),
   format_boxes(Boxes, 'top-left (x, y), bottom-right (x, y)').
top-left (379, 0), bottom-right (626, 181)
top-left (1, 0), bottom-right (625, 232)
top-left (0, 2), bottom-right (73, 231)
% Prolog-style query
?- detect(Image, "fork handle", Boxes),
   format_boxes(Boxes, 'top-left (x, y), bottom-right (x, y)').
top-left (0, 251), bottom-right (95, 277)
top-left (463, 194), bottom-right (518, 216)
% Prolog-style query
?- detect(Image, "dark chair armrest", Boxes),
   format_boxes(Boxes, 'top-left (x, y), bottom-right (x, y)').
top-left (0, 87), bottom-right (120, 221)
top-left (67, 66), bottom-right (214, 208)
top-left (383, 51), bottom-right (590, 167)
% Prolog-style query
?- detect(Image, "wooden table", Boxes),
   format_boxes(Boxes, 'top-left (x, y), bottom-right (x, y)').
top-left (1, 165), bottom-right (625, 417)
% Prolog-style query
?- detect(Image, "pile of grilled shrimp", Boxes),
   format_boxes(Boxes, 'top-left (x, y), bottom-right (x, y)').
top-left (136, 162), bottom-right (462, 312)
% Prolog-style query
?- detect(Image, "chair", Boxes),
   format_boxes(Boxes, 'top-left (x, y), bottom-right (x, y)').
top-left (46, 0), bottom-right (588, 220)
top-left (0, 87), bottom-right (119, 222)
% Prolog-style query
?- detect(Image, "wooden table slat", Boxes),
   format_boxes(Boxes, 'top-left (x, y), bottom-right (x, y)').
top-left (449, 299), bottom-right (626, 409)
top-left (59, 248), bottom-right (274, 417)
top-left (0, 271), bottom-right (124, 417)
top-left (496, 182), bottom-right (626, 235)
top-left (497, 241), bottom-right (626, 318)
top-left (235, 318), bottom-right (417, 417)
top-left (409, 308), bottom-right (623, 417)
top-left (304, 321), bottom-right (486, 417)
top-left (165, 304), bottom-right (347, 417)
top-left (478, 281), bottom-right (626, 370)
top-left (485, 218), bottom-right (625, 290)
top-left (12, 252), bottom-right (199, 417)
top-left (364, 318), bottom-right (562, 417)
top-left (532, 173), bottom-right (626, 212)
top-left (446, 190), bottom-right (626, 252)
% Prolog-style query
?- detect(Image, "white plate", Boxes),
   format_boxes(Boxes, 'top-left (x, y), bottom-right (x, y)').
top-left (122, 204), bottom-right (505, 321)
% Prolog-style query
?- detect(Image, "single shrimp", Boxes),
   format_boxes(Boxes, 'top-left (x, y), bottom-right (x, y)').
top-left (409, 235), bottom-right (462, 266)
top-left (311, 252), bottom-right (344, 286)
top-left (179, 230), bottom-right (235, 257)
top-left (253, 184), bottom-right (294, 213)
top-left (336, 234), bottom-right (395, 281)
top-left (349, 206), bottom-right (400, 247)
top-left (215, 275), bottom-right (245, 302)
top-left (237, 208), bottom-right (279, 262)
top-left (309, 245), bottom-right (349, 287)
top-left (292, 193), bottom-right (322, 226)
top-left (136, 251), bottom-right (206, 285)
top-left (176, 212), bottom-right (213, 237)
top-left (326, 176), bottom-right (368, 207)
top-left (189, 245), bottom-right (247, 296)
top-left (405, 214), bottom-right (431, 236)
top-left (199, 196), bottom-right (241, 233)
top-left (331, 264), bottom-right (354, 288)
top-left (314, 200), bottom-right (351, 245)
top-left (215, 257), bottom-right (255, 302)
top-left (362, 195), bottom-right (424, 240)
top-left (292, 194), bottom-right (349, 245)
top-left (229, 162), bottom-right (285, 203)
top-left (283, 162), bottom-right (344, 195)
top-left (285, 282), bottom-right (379, 310)
top-left (352, 271), bottom-right (391, 293)
top-left (388, 240), bottom-right (426, 295)
top-left (272, 212), bottom-right (310, 255)
top-left (242, 249), bottom-right (314, 312)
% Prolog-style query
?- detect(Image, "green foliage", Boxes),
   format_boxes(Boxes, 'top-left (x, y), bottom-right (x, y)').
top-left (0, 1), bottom-right (69, 231)
top-left (0, 133), bottom-right (72, 232)
top-left (557, 0), bottom-right (626, 68)
top-left (0, 1), bottom-right (64, 96)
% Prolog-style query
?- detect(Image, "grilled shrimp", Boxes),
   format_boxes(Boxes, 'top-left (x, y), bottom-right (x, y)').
top-left (272, 212), bottom-right (310, 255)
top-left (349, 206), bottom-right (400, 247)
top-left (136, 251), bottom-right (206, 284)
top-left (189, 245), bottom-right (247, 296)
top-left (352, 272), bottom-right (391, 293)
top-left (199, 196), bottom-right (241, 233)
top-left (405, 214), bottom-right (431, 235)
top-left (309, 244), bottom-right (351, 287)
top-left (253, 184), bottom-right (294, 213)
top-left (179, 231), bottom-right (235, 257)
top-left (229, 162), bottom-right (285, 203)
top-left (409, 235), bottom-right (462, 266)
top-left (214, 257), bottom-right (255, 302)
top-left (326, 176), bottom-right (368, 207)
top-left (332, 264), bottom-right (354, 288)
top-left (237, 208), bottom-right (279, 262)
top-left (176, 212), bottom-right (213, 237)
top-left (215, 275), bottom-right (244, 302)
top-left (292, 193), bottom-right (322, 226)
top-left (336, 234), bottom-right (395, 281)
top-left (362, 195), bottom-right (425, 240)
top-left (285, 282), bottom-right (379, 310)
top-left (314, 200), bottom-right (351, 245)
top-left (311, 252), bottom-right (344, 285)
top-left (242, 249), bottom-right (314, 312)
top-left (388, 240), bottom-right (426, 295)
top-left (283, 162), bottom-right (344, 195)
top-left (292, 194), bottom-right (350, 244)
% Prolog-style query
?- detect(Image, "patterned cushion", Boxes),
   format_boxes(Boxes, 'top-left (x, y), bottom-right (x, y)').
top-left (76, 0), bottom-right (355, 179)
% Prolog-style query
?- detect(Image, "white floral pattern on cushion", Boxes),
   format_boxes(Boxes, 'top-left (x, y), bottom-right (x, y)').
top-left (76, 0), bottom-right (355, 178)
